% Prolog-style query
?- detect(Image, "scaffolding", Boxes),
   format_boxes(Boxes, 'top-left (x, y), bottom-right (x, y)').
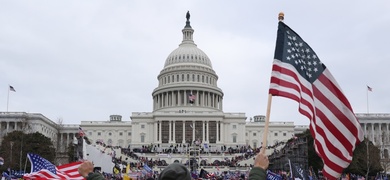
top-left (268, 137), bottom-right (308, 172)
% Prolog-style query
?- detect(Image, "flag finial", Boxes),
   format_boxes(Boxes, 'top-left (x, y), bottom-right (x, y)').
top-left (278, 12), bottom-right (284, 22)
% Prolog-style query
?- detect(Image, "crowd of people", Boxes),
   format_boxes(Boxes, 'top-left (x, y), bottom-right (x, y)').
top-left (78, 149), bottom-right (270, 180)
top-left (95, 141), bottom-right (265, 169)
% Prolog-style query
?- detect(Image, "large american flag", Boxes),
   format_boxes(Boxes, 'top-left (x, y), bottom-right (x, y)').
top-left (23, 153), bottom-right (84, 180)
top-left (269, 21), bottom-right (364, 179)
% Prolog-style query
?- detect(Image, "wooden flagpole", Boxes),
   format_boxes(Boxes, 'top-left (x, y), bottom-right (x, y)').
top-left (261, 94), bottom-right (273, 153)
top-left (261, 12), bottom-right (284, 154)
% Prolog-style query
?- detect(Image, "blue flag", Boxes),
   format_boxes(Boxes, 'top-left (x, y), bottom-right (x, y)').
top-left (267, 170), bottom-right (282, 180)
top-left (143, 164), bottom-right (152, 172)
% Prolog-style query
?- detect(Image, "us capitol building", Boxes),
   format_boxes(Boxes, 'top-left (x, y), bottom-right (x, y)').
top-left (1, 13), bottom-right (389, 166)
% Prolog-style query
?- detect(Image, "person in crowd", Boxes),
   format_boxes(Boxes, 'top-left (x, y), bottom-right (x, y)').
top-left (158, 162), bottom-right (191, 180)
top-left (78, 161), bottom-right (105, 180)
top-left (248, 151), bottom-right (269, 180)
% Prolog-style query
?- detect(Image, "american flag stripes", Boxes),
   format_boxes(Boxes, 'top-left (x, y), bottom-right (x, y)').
top-left (269, 21), bottom-right (363, 179)
top-left (23, 153), bottom-right (83, 180)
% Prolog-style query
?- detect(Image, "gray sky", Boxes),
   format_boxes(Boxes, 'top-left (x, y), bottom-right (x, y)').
top-left (1, 1), bottom-right (389, 125)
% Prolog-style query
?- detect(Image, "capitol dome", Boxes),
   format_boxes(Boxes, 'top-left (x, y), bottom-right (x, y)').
top-left (164, 44), bottom-right (212, 68)
top-left (152, 11), bottom-right (223, 112)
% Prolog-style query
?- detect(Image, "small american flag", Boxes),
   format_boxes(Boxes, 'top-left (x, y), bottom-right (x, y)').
top-left (188, 93), bottom-right (196, 103)
top-left (23, 153), bottom-right (83, 180)
top-left (367, 85), bottom-right (373, 92)
top-left (9, 85), bottom-right (16, 92)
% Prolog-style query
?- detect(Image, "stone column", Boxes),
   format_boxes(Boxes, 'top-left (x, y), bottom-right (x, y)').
top-left (208, 93), bottom-right (211, 107)
top-left (153, 96), bottom-right (155, 110)
top-left (182, 121), bottom-right (186, 144)
top-left (6, 122), bottom-right (10, 132)
top-left (220, 122), bottom-right (224, 143)
top-left (220, 96), bottom-right (223, 110)
top-left (173, 91), bottom-right (176, 106)
top-left (169, 121), bottom-right (172, 143)
top-left (206, 121), bottom-right (209, 142)
top-left (177, 91), bottom-right (180, 106)
top-left (165, 92), bottom-right (168, 107)
top-left (214, 94), bottom-right (217, 108)
top-left (60, 133), bottom-right (64, 152)
top-left (157, 94), bottom-right (161, 108)
top-left (203, 92), bottom-right (206, 106)
top-left (216, 121), bottom-right (219, 143)
top-left (202, 121), bottom-right (205, 142)
top-left (184, 90), bottom-right (187, 106)
top-left (173, 121), bottom-right (176, 142)
top-left (155, 121), bottom-right (158, 142)
top-left (66, 133), bottom-right (70, 150)
top-left (159, 122), bottom-right (162, 143)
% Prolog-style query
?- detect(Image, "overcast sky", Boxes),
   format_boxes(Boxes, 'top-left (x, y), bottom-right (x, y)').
top-left (1, 1), bottom-right (389, 125)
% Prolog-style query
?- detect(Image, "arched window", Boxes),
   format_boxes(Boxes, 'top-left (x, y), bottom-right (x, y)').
top-left (232, 133), bottom-right (237, 143)
top-left (141, 133), bottom-right (145, 143)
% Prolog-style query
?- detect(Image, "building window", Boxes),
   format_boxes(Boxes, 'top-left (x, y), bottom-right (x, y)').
top-left (283, 133), bottom-right (286, 136)
top-left (253, 133), bottom-right (256, 136)
top-left (141, 125), bottom-right (145, 129)
top-left (89, 132), bottom-right (92, 136)
top-left (274, 132), bottom-right (278, 136)
top-left (233, 125), bottom-right (237, 129)
top-left (141, 135), bottom-right (145, 143)
top-left (128, 132), bottom-right (131, 136)
top-left (233, 135), bottom-right (237, 143)
top-left (119, 132), bottom-right (123, 136)
top-left (253, 142), bottom-right (257, 148)
top-left (108, 132), bottom-right (112, 136)
top-left (246, 133), bottom-right (248, 136)
top-left (98, 132), bottom-right (101, 136)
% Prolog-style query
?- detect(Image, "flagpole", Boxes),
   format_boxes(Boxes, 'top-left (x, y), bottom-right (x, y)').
top-left (7, 85), bottom-right (10, 112)
top-left (262, 94), bottom-right (273, 153)
top-left (261, 12), bottom-right (284, 153)
top-left (366, 86), bottom-right (369, 113)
